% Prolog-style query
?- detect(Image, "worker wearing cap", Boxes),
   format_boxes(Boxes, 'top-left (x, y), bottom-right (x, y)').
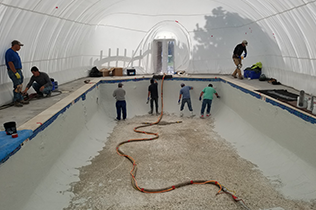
top-left (178, 83), bottom-right (194, 117)
top-left (5, 40), bottom-right (29, 107)
top-left (113, 82), bottom-right (126, 120)
top-left (232, 40), bottom-right (248, 79)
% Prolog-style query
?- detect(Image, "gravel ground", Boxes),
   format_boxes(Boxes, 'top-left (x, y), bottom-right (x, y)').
top-left (64, 114), bottom-right (316, 210)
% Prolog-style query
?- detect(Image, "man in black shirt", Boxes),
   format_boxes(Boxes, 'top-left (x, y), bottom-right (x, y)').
top-left (147, 79), bottom-right (160, 115)
top-left (232, 40), bottom-right (248, 79)
top-left (22, 66), bottom-right (53, 97)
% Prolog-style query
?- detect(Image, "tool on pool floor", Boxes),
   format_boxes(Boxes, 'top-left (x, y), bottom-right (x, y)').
top-left (116, 74), bottom-right (251, 209)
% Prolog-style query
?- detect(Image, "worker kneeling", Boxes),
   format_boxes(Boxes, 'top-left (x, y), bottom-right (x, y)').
top-left (22, 66), bottom-right (53, 98)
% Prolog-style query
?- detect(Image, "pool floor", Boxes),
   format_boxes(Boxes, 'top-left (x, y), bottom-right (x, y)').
top-left (63, 114), bottom-right (314, 210)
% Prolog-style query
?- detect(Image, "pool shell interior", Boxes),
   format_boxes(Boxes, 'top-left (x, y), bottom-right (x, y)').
top-left (1, 75), bottom-right (316, 210)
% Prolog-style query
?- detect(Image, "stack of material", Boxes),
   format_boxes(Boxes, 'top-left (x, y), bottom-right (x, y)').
top-left (256, 89), bottom-right (298, 101)
top-left (99, 68), bottom-right (123, 76)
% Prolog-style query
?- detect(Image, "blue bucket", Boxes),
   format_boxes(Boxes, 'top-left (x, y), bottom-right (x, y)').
top-left (52, 81), bottom-right (58, 91)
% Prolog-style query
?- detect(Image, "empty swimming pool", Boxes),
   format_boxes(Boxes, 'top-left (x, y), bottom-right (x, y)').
top-left (1, 76), bottom-right (316, 210)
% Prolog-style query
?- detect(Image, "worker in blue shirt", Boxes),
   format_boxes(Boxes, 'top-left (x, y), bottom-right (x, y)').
top-left (5, 40), bottom-right (29, 107)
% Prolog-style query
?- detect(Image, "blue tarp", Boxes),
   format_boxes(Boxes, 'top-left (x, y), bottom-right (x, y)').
top-left (0, 130), bottom-right (33, 164)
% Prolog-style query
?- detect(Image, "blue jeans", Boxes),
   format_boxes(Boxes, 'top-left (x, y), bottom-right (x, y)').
top-left (116, 100), bottom-right (127, 120)
top-left (7, 69), bottom-right (24, 102)
top-left (201, 99), bottom-right (212, 115)
top-left (180, 98), bottom-right (193, 111)
top-left (32, 83), bottom-right (52, 95)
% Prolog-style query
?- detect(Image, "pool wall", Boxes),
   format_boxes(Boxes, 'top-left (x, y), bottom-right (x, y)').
top-left (212, 80), bottom-right (316, 199)
top-left (0, 82), bottom-right (102, 210)
top-left (217, 80), bottom-right (316, 169)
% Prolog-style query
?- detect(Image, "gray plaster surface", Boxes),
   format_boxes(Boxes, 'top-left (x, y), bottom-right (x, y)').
top-left (1, 75), bottom-right (315, 210)
top-left (64, 114), bottom-right (315, 210)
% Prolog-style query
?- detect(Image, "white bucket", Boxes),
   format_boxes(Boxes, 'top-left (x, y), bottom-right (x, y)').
top-left (312, 101), bottom-right (316, 115)
top-left (307, 98), bottom-right (313, 111)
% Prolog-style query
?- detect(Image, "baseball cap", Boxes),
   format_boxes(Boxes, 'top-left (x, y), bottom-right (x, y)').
top-left (181, 83), bottom-right (185, 87)
top-left (242, 40), bottom-right (248, 46)
top-left (12, 40), bottom-right (24, 46)
top-left (118, 83), bottom-right (123, 87)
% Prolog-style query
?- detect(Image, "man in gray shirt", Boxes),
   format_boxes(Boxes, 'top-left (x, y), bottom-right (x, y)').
top-left (178, 83), bottom-right (194, 117)
top-left (22, 66), bottom-right (52, 98)
top-left (113, 82), bottom-right (126, 120)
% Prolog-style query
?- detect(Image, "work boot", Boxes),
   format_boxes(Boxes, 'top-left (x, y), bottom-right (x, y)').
top-left (232, 69), bottom-right (238, 78)
top-left (36, 93), bottom-right (44, 98)
top-left (14, 101), bottom-right (23, 107)
top-left (45, 92), bottom-right (52, 97)
top-left (237, 69), bottom-right (243, 79)
top-left (190, 111), bottom-right (195, 117)
top-left (19, 100), bottom-right (29, 105)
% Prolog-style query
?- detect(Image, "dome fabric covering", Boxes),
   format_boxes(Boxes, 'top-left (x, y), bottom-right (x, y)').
top-left (1, 0), bottom-right (316, 105)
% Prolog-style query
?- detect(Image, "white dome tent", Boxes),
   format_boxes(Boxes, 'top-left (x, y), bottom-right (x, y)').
top-left (1, 0), bottom-right (316, 105)
top-left (1, 1), bottom-right (316, 210)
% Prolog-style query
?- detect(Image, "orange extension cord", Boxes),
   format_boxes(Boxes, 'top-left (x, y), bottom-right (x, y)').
top-left (115, 75), bottom-right (251, 209)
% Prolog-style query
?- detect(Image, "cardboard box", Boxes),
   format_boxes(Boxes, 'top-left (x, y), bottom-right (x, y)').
top-left (102, 70), bottom-right (110, 77)
top-left (99, 68), bottom-right (111, 77)
top-left (99, 67), bottom-right (123, 76)
top-left (112, 68), bottom-right (123, 76)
